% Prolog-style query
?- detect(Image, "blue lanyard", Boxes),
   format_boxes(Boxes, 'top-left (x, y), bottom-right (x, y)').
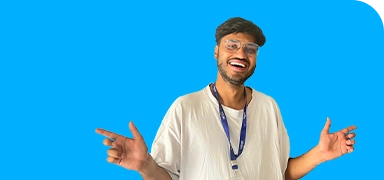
top-left (212, 83), bottom-right (247, 170)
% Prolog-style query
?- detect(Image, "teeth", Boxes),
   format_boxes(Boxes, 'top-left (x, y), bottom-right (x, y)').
top-left (230, 62), bottom-right (245, 67)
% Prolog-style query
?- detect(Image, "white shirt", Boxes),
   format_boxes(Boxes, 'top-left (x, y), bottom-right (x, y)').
top-left (150, 85), bottom-right (290, 180)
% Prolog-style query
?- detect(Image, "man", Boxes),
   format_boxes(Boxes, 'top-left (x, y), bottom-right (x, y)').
top-left (96, 17), bottom-right (357, 180)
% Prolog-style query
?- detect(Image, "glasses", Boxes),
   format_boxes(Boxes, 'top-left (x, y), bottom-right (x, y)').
top-left (222, 39), bottom-right (260, 56)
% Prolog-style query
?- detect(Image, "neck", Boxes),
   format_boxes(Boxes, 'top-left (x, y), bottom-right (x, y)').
top-left (211, 75), bottom-right (248, 110)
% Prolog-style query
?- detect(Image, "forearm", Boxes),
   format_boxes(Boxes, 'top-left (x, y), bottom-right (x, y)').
top-left (139, 154), bottom-right (173, 180)
top-left (285, 145), bottom-right (325, 180)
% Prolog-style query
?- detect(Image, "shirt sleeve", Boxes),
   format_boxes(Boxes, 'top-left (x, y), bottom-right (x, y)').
top-left (273, 99), bottom-right (290, 177)
top-left (149, 98), bottom-right (182, 180)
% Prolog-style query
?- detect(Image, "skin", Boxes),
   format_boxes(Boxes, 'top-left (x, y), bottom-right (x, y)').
top-left (95, 122), bottom-right (171, 180)
top-left (95, 32), bottom-right (357, 180)
top-left (213, 33), bottom-right (256, 110)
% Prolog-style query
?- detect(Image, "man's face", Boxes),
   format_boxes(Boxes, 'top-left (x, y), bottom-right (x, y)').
top-left (214, 33), bottom-right (258, 86)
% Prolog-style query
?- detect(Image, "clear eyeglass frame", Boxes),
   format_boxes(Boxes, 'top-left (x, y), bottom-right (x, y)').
top-left (222, 39), bottom-right (260, 56)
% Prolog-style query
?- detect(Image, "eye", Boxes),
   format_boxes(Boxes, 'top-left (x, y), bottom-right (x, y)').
top-left (245, 47), bottom-right (257, 54)
top-left (244, 44), bottom-right (259, 55)
top-left (226, 43), bottom-right (239, 50)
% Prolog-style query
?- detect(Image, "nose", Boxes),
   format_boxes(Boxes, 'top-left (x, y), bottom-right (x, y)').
top-left (233, 45), bottom-right (248, 59)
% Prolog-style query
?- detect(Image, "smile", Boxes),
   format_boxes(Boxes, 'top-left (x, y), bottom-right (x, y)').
top-left (228, 59), bottom-right (248, 69)
top-left (230, 62), bottom-right (246, 68)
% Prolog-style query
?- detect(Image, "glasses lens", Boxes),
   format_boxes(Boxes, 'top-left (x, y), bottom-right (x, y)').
top-left (224, 40), bottom-right (240, 53)
top-left (223, 40), bottom-right (260, 56)
top-left (244, 43), bottom-right (259, 56)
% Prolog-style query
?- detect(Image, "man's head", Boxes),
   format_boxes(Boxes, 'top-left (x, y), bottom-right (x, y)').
top-left (214, 17), bottom-right (266, 86)
top-left (215, 17), bottom-right (266, 47)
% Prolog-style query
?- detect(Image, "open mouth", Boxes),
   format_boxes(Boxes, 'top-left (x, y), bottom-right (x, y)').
top-left (229, 62), bottom-right (246, 68)
top-left (228, 60), bottom-right (248, 70)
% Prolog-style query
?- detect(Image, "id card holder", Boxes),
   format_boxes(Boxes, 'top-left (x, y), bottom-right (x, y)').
top-left (228, 167), bottom-right (244, 180)
top-left (228, 177), bottom-right (244, 180)
top-left (228, 171), bottom-right (244, 180)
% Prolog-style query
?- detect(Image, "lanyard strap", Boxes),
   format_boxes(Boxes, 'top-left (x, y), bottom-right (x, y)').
top-left (212, 83), bottom-right (247, 170)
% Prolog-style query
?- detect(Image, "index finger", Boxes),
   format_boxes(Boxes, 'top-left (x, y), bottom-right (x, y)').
top-left (341, 125), bottom-right (357, 134)
top-left (95, 128), bottom-right (122, 140)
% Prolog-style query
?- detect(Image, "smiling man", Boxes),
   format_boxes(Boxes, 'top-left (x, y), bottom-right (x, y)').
top-left (96, 17), bottom-right (357, 180)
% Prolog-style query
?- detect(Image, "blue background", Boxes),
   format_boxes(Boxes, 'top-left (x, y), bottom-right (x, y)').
top-left (1, 0), bottom-right (383, 179)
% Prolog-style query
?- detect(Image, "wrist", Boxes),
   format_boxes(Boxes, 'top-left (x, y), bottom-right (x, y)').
top-left (313, 145), bottom-right (326, 165)
top-left (139, 153), bottom-right (156, 177)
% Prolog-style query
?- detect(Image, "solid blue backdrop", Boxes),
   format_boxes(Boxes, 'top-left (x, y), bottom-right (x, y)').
top-left (0, 0), bottom-right (382, 179)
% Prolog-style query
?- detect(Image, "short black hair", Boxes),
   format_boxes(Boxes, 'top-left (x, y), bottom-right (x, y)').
top-left (215, 17), bottom-right (266, 47)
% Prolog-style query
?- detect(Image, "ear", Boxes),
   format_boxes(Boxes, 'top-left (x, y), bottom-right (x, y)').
top-left (214, 45), bottom-right (218, 59)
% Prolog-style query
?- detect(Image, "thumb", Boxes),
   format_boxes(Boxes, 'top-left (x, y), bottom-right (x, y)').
top-left (322, 117), bottom-right (331, 134)
top-left (129, 121), bottom-right (144, 140)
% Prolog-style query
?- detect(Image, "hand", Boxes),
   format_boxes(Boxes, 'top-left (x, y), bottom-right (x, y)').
top-left (95, 121), bottom-right (149, 172)
top-left (318, 117), bottom-right (357, 161)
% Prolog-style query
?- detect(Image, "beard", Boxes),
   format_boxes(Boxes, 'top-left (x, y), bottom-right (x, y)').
top-left (217, 53), bottom-right (256, 87)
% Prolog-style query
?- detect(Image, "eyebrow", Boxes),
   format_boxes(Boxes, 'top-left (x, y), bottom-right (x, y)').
top-left (226, 39), bottom-right (258, 45)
